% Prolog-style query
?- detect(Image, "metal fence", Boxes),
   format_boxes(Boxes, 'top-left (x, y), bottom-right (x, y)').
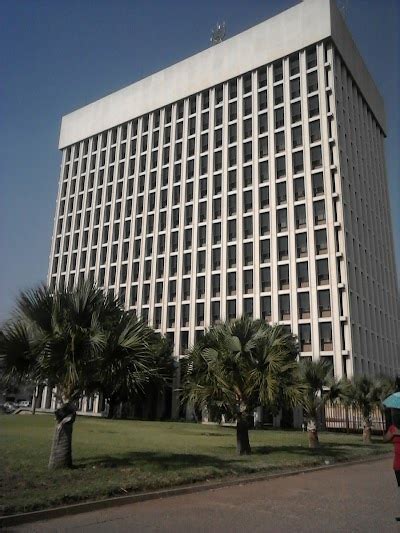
top-left (324, 402), bottom-right (386, 433)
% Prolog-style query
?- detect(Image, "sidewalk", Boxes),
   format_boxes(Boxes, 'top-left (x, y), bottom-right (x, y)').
top-left (11, 457), bottom-right (398, 532)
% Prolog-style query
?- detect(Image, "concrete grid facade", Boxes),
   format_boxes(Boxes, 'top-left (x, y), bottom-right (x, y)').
top-left (40, 0), bottom-right (399, 415)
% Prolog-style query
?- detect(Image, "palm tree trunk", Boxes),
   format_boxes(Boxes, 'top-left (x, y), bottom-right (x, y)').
top-left (48, 403), bottom-right (76, 469)
top-left (236, 414), bottom-right (251, 455)
top-left (307, 418), bottom-right (319, 449)
top-left (362, 417), bottom-right (372, 444)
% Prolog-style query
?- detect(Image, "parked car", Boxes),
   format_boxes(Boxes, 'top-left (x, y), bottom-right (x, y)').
top-left (3, 402), bottom-right (17, 413)
top-left (18, 400), bottom-right (30, 408)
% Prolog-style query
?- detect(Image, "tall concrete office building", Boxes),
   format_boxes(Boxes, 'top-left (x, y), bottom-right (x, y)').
top-left (44, 0), bottom-right (400, 414)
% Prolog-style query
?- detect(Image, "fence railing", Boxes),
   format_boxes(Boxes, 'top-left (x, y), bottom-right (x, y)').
top-left (324, 402), bottom-right (385, 433)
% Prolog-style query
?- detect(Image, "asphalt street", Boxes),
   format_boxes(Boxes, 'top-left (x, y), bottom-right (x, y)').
top-left (9, 457), bottom-right (400, 533)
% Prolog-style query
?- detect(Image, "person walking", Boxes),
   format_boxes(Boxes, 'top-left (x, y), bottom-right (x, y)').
top-left (384, 411), bottom-right (400, 521)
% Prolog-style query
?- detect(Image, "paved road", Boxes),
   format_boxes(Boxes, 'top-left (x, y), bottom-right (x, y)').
top-left (10, 458), bottom-right (399, 533)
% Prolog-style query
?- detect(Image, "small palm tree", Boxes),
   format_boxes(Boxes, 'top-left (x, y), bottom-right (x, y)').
top-left (182, 317), bottom-right (302, 455)
top-left (298, 360), bottom-right (333, 448)
top-left (92, 315), bottom-right (173, 418)
top-left (344, 376), bottom-right (381, 444)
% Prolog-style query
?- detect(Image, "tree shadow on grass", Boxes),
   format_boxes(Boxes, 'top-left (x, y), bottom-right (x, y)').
top-left (75, 451), bottom-right (239, 471)
top-left (251, 442), bottom-right (378, 459)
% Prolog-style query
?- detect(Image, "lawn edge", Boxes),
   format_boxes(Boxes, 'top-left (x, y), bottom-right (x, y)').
top-left (0, 452), bottom-right (391, 528)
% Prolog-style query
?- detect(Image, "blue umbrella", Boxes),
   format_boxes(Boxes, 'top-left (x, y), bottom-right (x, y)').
top-left (383, 392), bottom-right (400, 409)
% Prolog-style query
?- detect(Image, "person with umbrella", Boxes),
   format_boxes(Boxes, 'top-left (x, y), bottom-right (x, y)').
top-left (383, 391), bottom-right (400, 520)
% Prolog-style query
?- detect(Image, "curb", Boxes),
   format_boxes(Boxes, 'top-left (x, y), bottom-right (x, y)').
top-left (0, 453), bottom-right (391, 528)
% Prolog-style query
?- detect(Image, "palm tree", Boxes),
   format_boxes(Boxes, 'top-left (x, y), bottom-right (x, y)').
top-left (344, 376), bottom-right (380, 444)
top-left (371, 376), bottom-right (395, 435)
top-left (92, 315), bottom-right (173, 419)
top-left (182, 317), bottom-right (302, 455)
top-left (298, 360), bottom-right (333, 448)
top-left (0, 282), bottom-right (163, 468)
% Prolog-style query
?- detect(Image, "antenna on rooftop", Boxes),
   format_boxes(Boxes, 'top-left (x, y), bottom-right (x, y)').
top-left (210, 22), bottom-right (226, 46)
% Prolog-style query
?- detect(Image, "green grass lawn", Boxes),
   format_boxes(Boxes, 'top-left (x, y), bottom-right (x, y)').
top-left (0, 414), bottom-right (390, 516)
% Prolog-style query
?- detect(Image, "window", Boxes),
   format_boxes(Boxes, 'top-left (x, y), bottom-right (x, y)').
top-left (275, 131), bottom-right (285, 153)
top-left (259, 91), bottom-right (268, 111)
top-left (260, 212), bottom-right (270, 235)
top-left (290, 78), bottom-right (300, 99)
top-left (243, 165), bottom-right (252, 187)
top-left (308, 95), bottom-right (319, 118)
top-left (317, 258), bottom-right (329, 285)
top-left (229, 123), bottom-right (237, 143)
top-left (243, 96), bottom-right (252, 116)
top-left (274, 61), bottom-right (283, 82)
top-left (228, 147), bottom-right (237, 167)
top-left (259, 113), bottom-right (268, 134)
top-left (170, 255), bottom-right (177, 276)
top-left (318, 290), bottom-right (331, 317)
top-left (279, 264), bottom-right (289, 290)
top-left (215, 129), bottom-right (223, 149)
top-left (261, 296), bottom-right (271, 320)
top-left (243, 216), bottom-right (253, 238)
top-left (227, 271), bottom-right (236, 295)
top-left (169, 280), bottom-right (177, 301)
top-left (228, 219), bottom-right (236, 241)
top-left (184, 228), bottom-right (192, 249)
top-left (306, 46), bottom-right (317, 69)
top-left (290, 53), bottom-right (300, 76)
top-left (199, 179), bottom-right (207, 199)
top-left (311, 146), bottom-right (322, 169)
top-left (229, 79), bottom-right (237, 99)
top-left (259, 161), bottom-right (269, 183)
top-left (299, 324), bottom-right (311, 352)
top-left (228, 194), bottom-right (236, 216)
top-left (293, 151), bottom-right (304, 174)
top-left (243, 142), bottom-right (252, 163)
top-left (228, 169), bottom-right (237, 190)
top-left (256, 136), bottom-right (267, 161)
top-left (312, 173), bottom-right (324, 196)
top-left (229, 101), bottom-right (237, 120)
top-left (278, 235), bottom-right (288, 260)
top-left (275, 108), bottom-right (284, 129)
top-left (243, 298), bottom-right (253, 317)
top-left (227, 299), bottom-right (236, 320)
top-left (294, 177), bottom-right (305, 200)
top-left (213, 199), bottom-right (222, 219)
top-left (277, 209), bottom-right (287, 233)
top-left (260, 267), bottom-right (271, 291)
top-left (212, 274), bottom-right (221, 297)
top-left (297, 261), bottom-right (309, 287)
top-left (228, 245), bottom-right (236, 267)
top-left (243, 190), bottom-right (252, 212)
top-left (258, 67), bottom-right (267, 88)
top-left (213, 222), bottom-right (221, 244)
top-left (197, 276), bottom-right (205, 298)
top-left (320, 322), bottom-right (333, 351)
top-left (260, 186), bottom-right (269, 209)
top-left (213, 174), bottom-right (222, 195)
top-left (307, 71), bottom-right (318, 93)
top-left (197, 251), bottom-right (206, 273)
top-left (260, 239), bottom-right (270, 263)
top-left (274, 85), bottom-right (283, 105)
top-left (202, 91), bottom-right (209, 110)
top-left (310, 120), bottom-right (321, 143)
top-left (244, 270), bottom-right (253, 294)
top-left (315, 229), bottom-right (328, 254)
top-left (212, 248), bottom-right (221, 270)
top-left (215, 107), bottom-right (223, 126)
top-left (215, 84), bottom-right (223, 104)
top-left (211, 301), bottom-right (220, 323)
top-left (279, 294), bottom-right (290, 320)
top-left (198, 225), bottom-right (207, 247)
top-left (196, 303), bottom-right (204, 326)
top-left (314, 200), bottom-right (326, 225)
top-left (244, 242), bottom-right (253, 265)
top-left (296, 232), bottom-right (308, 258)
top-left (276, 156), bottom-right (286, 178)
top-left (292, 126), bottom-right (302, 148)
top-left (298, 293), bottom-right (310, 319)
top-left (276, 182), bottom-right (287, 205)
top-left (291, 102), bottom-right (301, 123)
top-left (243, 72), bottom-right (252, 93)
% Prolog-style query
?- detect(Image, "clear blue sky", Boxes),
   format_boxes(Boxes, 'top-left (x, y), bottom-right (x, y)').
top-left (0, 0), bottom-right (399, 323)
